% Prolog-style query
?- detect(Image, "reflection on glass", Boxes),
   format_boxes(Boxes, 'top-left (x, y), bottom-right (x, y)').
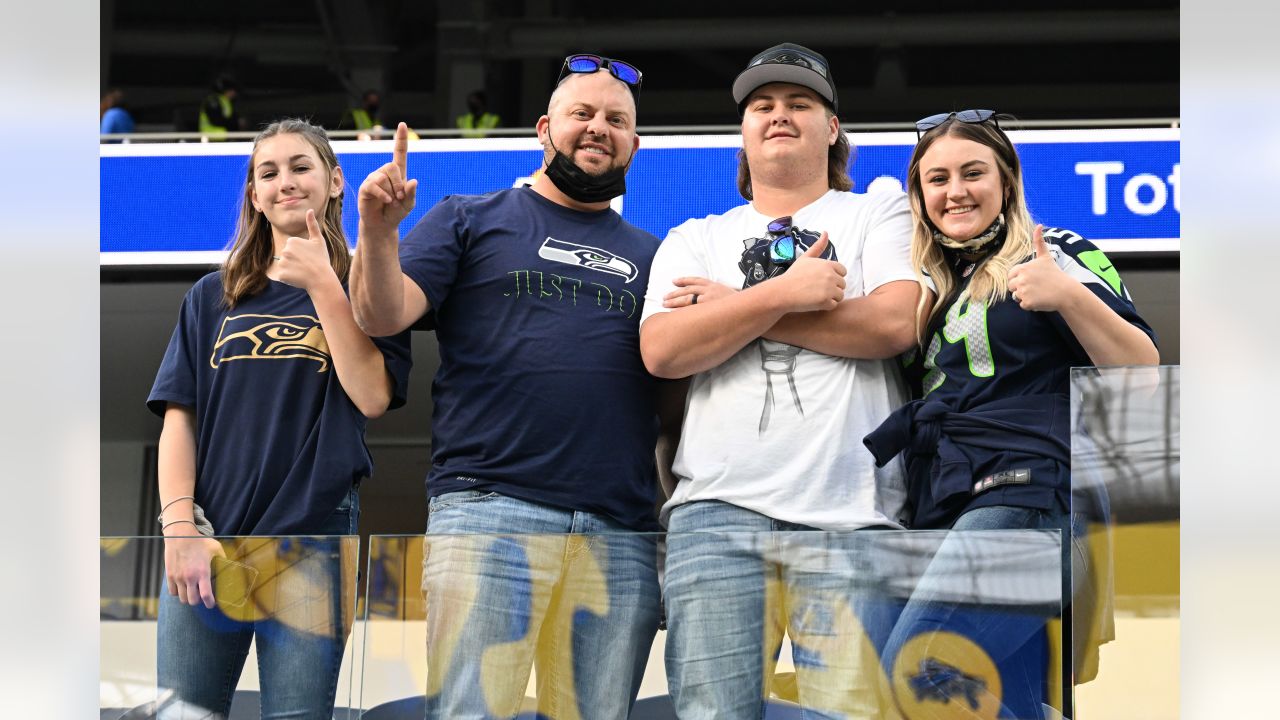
top-left (100, 535), bottom-right (359, 719)
top-left (360, 530), bottom-right (1063, 719)
top-left (1071, 365), bottom-right (1179, 719)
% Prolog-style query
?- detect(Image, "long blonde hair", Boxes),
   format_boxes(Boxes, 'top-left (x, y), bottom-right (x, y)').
top-left (221, 119), bottom-right (350, 307)
top-left (906, 116), bottom-right (1034, 346)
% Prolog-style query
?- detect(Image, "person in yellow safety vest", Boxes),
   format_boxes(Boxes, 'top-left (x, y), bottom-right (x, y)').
top-left (455, 90), bottom-right (500, 138)
top-left (198, 74), bottom-right (244, 140)
top-left (346, 89), bottom-right (383, 132)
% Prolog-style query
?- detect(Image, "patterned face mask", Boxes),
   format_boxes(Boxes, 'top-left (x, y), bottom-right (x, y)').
top-left (933, 212), bottom-right (1006, 255)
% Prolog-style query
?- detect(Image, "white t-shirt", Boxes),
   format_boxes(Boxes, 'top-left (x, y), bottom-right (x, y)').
top-left (641, 189), bottom-right (915, 530)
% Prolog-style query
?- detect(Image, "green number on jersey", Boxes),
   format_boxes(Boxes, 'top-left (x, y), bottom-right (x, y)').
top-left (922, 296), bottom-right (995, 396)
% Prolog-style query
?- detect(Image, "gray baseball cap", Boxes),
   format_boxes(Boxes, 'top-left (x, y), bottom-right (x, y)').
top-left (732, 42), bottom-right (838, 114)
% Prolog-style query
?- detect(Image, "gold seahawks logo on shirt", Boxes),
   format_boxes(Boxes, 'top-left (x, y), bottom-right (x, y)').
top-left (210, 314), bottom-right (331, 372)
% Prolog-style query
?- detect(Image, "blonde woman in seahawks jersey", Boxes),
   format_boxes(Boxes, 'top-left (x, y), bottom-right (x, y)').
top-left (864, 111), bottom-right (1157, 717)
top-left (146, 119), bottom-right (411, 719)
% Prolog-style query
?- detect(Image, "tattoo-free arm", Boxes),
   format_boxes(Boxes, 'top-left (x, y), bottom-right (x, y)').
top-left (762, 280), bottom-right (923, 359)
top-left (158, 404), bottom-right (224, 609)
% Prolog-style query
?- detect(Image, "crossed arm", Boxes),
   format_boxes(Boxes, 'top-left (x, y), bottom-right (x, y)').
top-left (640, 271), bottom-right (922, 379)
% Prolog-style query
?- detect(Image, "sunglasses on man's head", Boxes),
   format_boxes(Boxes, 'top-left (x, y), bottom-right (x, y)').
top-left (915, 109), bottom-right (999, 140)
top-left (558, 54), bottom-right (643, 92)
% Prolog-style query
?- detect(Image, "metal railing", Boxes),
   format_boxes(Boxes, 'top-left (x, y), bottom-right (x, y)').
top-left (100, 117), bottom-right (1181, 144)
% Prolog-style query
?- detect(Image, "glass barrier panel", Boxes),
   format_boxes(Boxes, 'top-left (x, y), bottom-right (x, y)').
top-left (1071, 365), bottom-right (1179, 719)
top-left (360, 529), bottom-right (1062, 719)
top-left (100, 534), bottom-right (361, 719)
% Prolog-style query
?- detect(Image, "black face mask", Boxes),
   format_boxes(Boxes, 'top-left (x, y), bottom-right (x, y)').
top-left (543, 123), bottom-right (630, 204)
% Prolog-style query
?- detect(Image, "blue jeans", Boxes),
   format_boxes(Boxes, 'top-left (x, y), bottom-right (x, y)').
top-left (663, 501), bottom-right (895, 720)
top-left (882, 504), bottom-right (1074, 720)
top-left (156, 489), bottom-right (359, 720)
top-left (422, 490), bottom-right (661, 720)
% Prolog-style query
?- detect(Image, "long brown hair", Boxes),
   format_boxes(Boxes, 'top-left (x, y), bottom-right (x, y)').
top-left (906, 115), bottom-right (1034, 346)
top-left (736, 107), bottom-right (853, 201)
top-left (221, 119), bottom-right (350, 307)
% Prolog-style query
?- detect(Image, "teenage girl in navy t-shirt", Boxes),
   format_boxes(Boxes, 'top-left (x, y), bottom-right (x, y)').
top-left (146, 119), bottom-right (411, 718)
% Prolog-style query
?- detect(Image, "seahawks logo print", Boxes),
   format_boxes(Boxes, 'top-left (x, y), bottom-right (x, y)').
top-left (537, 237), bottom-right (640, 283)
top-left (210, 314), bottom-right (331, 372)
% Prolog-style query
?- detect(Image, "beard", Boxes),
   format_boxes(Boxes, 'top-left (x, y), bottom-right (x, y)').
top-left (542, 126), bottom-right (632, 203)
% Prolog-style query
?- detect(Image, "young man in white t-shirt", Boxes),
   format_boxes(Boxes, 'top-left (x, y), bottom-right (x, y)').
top-left (639, 43), bottom-right (924, 719)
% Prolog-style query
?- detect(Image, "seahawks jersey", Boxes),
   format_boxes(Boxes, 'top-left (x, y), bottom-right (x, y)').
top-left (902, 227), bottom-right (1156, 525)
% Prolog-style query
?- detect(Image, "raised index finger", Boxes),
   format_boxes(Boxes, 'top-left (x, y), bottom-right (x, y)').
top-left (393, 122), bottom-right (409, 176)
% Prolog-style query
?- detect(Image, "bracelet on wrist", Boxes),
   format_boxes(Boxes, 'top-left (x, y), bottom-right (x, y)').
top-left (162, 519), bottom-right (199, 533)
top-left (157, 495), bottom-right (196, 524)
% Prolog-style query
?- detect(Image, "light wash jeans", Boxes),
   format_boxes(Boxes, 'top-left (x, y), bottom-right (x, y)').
top-left (663, 500), bottom-right (896, 720)
top-left (881, 504), bottom-right (1077, 720)
top-left (156, 489), bottom-right (358, 720)
top-left (421, 490), bottom-right (660, 720)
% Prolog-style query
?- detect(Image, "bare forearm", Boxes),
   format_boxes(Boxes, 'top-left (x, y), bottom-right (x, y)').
top-left (308, 279), bottom-right (394, 418)
top-left (157, 407), bottom-right (199, 535)
top-left (641, 283), bottom-right (791, 378)
top-left (351, 224), bottom-right (410, 336)
top-left (763, 304), bottom-right (914, 359)
top-left (1058, 284), bottom-right (1159, 366)
top-left (762, 280), bottom-right (920, 359)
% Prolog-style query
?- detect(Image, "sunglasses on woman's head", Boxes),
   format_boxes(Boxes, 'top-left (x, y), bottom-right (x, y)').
top-left (915, 109), bottom-right (999, 140)
top-left (557, 54), bottom-right (643, 92)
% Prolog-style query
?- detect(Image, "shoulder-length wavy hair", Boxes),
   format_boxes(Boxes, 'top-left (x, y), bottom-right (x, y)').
top-left (906, 115), bottom-right (1035, 346)
top-left (220, 119), bottom-right (350, 307)
top-left (736, 108), bottom-right (853, 201)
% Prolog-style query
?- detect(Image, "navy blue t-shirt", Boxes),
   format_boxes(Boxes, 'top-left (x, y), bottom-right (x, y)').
top-left (147, 273), bottom-right (413, 535)
top-left (908, 227), bottom-right (1156, 525)
top-left (399, 187), bottom-right (663, 530)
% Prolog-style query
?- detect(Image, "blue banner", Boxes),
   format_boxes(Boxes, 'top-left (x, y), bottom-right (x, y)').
top-left (100, 129), bottom-right (1179, 263)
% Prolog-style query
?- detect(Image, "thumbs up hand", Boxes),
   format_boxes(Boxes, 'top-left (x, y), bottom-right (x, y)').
top-left (1007, 225), bottom-right (1074, 312)
top-left (275, 209), bottom-right (339, 292)
top-left (776, 231), bottom-right (847, 312)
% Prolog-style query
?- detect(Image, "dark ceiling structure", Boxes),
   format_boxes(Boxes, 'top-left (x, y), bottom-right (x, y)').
top-left (101, 0), bottom-right (1178, 132)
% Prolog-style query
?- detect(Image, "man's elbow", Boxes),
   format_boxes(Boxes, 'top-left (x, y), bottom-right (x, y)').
top-left (350, 296), bottom-right (383, 336)
top-left (352, 308), bottom-right (376, 336)
top-left (1138, 338), bottom-right (1160, 366)
top-left (856, 314), bottom-right (916, 359)
top-left (640, 328), bottom-right (684, 379)
top-left (354, 310), bottom-right (405, 338)
top-left (883, 316), bottom-right (918, 356)
top-left (641, 346), bottom-right (682, 379)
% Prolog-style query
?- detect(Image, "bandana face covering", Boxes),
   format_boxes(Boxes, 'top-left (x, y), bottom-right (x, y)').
top-left (543, 123), bottom-right (630, 204)
top-left (932, 212), bottom-right (1006, 254)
